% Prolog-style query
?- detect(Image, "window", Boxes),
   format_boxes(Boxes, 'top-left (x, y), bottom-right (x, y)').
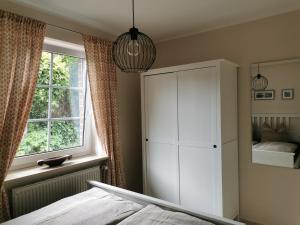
top-left (16, 51), bottom-right (87, 157)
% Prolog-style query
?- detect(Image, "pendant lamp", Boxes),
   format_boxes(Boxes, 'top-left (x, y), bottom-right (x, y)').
top-left (252, 63), bottom-right (268, 90)
top-left (112, 0), bottom-right (156, 72)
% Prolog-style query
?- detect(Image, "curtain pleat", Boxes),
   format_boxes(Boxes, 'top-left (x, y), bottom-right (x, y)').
top-left (0, 10), bottom-right (46, 222)
top-left (82, 35), bottom-right (126, 188)
top-left (83, 35), bottom-right (125, 187)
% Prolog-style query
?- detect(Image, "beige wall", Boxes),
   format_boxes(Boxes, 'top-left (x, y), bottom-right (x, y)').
top-left (0, 1), bottom-right (143, 193)
top-left (117, 72), bottom-right (142, 192)
top-left (154, 10), bottom-right (300, 225)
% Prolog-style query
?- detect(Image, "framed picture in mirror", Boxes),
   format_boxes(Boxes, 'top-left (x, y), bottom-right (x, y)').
top-left (254, 90), bottom-right (275, 100)
top-left (282, 89), bottom-right (294, 100)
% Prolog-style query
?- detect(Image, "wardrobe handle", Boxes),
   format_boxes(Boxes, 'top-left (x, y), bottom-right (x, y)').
top-left (213, 145), bottom-right (217, 149)
top-left (146, 138), bottom-right (149, 142)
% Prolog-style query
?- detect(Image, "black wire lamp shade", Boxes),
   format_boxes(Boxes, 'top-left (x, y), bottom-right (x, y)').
top-left (252, 63), bottom-right (268, 91)
top-left (112, 0), bottom-right (156, 73)
top-left (252, 74), bottom-right (268, 90)
top-left (113, 27), bottom-right (156, 72)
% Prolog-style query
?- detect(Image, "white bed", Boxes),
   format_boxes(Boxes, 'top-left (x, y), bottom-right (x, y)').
top-left (2, 181), bottom-right (244, 225)
top-left (88, 181), bottom-right (244, 225)
top-left (252, 142), bottom-right (300, 168)
top-left (251, 113), bottom-right (300, 168)
top-left (118, 204), bottom-right (214, 225)
top-left (2, 187), bottom-right (143, 225)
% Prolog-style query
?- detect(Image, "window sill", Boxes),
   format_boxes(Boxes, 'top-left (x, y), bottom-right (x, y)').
top-left (4, 154), bottom-right (108, 187)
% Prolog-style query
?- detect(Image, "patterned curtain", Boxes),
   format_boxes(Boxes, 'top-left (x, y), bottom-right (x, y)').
top-left (82, 35), bottom-right (126, 188)
top-left (0, 10), bottom-right (46, 222)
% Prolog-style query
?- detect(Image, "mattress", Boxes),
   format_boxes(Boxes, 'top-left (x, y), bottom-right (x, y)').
top-left (252, 142), bottom-right (298, 153)
top-left (118, 204), bottom-right (215, 225)
top-left (2, 187), bottom-right (143, 225)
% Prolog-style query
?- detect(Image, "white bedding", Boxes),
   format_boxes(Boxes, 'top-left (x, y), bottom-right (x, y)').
top-left (253, 142), bottom-right (298, 153)
top-left (117, 204), bottom-right (215, 225)
top-left (2, 187), bottom-right (143, 225)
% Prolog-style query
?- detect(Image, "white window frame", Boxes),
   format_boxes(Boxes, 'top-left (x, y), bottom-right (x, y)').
top-left (11, 38), bottom-right (94, 170)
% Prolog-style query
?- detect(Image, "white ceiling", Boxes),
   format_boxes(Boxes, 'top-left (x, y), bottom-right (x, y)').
top-left (10, 0), bottom-right (300, 41)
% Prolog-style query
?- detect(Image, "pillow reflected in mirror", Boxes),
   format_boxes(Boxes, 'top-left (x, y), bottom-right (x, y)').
top-left (261, 123), bottom-right (287, 142)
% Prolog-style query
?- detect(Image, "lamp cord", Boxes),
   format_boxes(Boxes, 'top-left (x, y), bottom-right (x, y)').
top-left (132, 0), bottom-right (135, 27)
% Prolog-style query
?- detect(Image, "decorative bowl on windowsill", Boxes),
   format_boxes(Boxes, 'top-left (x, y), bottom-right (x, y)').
top-left (37, 155), bottom-right (72, 167)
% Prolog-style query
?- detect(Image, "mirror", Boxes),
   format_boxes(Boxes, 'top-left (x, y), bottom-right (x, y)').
top-left (251, 59), bottom-right (300, 168)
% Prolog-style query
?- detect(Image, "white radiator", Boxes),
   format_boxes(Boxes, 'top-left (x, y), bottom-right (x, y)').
top-left (12, 166), bottom-right (101, 218)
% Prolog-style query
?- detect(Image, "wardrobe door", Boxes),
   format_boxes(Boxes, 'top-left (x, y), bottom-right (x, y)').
top-left (144, 73), bottom-right (179, 204)
top-left (178, 67), bottom-right (219, 215)
top-left (178, 67), bottom-right (217, 148)
top-left (146, 143), bottom-right (179, 203)
top-left (179, 146), bottom-right (218, 214)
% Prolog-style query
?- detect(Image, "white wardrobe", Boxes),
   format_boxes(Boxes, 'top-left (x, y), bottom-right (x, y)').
top-left (141, 59), bottom-right (239, 219)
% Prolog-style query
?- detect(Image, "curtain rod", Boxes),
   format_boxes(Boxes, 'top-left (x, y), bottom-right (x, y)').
top-left (47, 23), bottom-right (113, 41)
top-left (47, 23), bottom-right (83, 35)
top-left (5, 9), bottom-right (112, 40)
top-left (4, 9), bottom-right (85, 35)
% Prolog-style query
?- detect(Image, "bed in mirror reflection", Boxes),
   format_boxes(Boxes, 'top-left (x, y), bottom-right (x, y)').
top-left (251, 58), bottom-right (300, 168)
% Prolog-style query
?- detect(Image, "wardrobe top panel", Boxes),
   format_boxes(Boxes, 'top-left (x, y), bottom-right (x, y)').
top-left (141, 59), bottom-right (239, 76)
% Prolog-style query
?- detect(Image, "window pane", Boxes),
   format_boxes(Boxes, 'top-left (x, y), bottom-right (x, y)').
top-left (30, 88), bottom-right (49, 119)
top-left (17, 122), bottom-right (48, 157)
top-left (51, 88), bottom-right (83, 118)
top-left (37, 52), bottom-right (51, 85)
top-left (50, 120), bottom-right (82, 150)
top-left (52, 54), bottom-right (83, 87)
top-left (17, 51), bottom-right (87, 158)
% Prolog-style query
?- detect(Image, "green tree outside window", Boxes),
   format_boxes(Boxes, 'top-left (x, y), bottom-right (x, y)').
top-left (17, 52), bottom-right (85, 157)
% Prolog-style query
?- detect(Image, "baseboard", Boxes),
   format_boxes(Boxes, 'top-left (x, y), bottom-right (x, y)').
top-left (240, 219), bottom-right (264, 225)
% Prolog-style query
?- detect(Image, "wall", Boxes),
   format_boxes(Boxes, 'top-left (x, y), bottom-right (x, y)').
top-left (154, 10), bottom-right (300, 225)
top-left (117, 72), bottom-right (143, 192)
top-left (0, 1), bottom-right (143, 193)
